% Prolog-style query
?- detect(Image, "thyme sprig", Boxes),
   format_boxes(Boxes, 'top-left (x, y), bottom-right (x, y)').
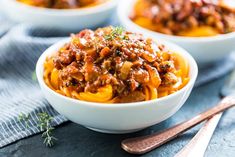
top-left (18, 112), bottom-right (57, 147)
top-left (104, 26), bottom-right (124, 40)
top-left (18, 113), bottom-right (30, 128)
top-left (38, 112), bottom-right (57, 147)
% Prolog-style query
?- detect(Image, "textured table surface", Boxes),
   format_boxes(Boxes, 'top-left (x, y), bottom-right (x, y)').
top-left (1, 75), bottom-right (235, 157)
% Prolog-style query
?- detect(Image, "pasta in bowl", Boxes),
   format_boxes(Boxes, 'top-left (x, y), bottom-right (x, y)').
top-left (44, 26), bottom-right (189, 103)
top-left (36, 27), bottom-right (198, 133)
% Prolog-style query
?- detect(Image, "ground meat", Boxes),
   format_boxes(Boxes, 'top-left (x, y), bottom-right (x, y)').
top-left (161, 72), bottom-right (178, 85)
top-left (131, 68), bottom-right (150, 83)
top-left (48, 26), bottom-right (181, 103)
top-left (158, 61), bottom-right (175, 73)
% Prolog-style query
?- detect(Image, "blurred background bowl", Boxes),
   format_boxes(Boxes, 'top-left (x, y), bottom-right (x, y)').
top-left (118, 0), bottom-right (235, 64)
top-left (1, 0), bottom-right (118, 31)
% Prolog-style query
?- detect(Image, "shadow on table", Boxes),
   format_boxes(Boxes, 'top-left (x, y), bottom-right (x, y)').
top-left (48, 116), bottom-right (196, 157)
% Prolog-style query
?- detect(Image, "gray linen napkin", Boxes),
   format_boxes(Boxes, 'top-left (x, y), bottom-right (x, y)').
top-left (0, 22), bottom-right (235, 148)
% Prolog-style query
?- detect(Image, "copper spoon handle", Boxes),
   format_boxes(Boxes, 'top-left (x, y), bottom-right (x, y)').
top-left (121, 96), bottom-right (235, 154)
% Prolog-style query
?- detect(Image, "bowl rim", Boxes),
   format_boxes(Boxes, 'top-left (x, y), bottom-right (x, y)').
top-left (36, 37), bottom-right (198, 108)
top-left (117, 0), bottom-right (235, 43)
top-left (4, 0), bottom-right (118, 16)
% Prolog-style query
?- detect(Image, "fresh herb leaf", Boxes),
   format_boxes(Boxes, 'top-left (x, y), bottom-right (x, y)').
top-left (104, 26), bottom-right (124, 40)
top-left (114, 26), bottom-right (124, 36)
top-left (32, 71), bottom-right (37, 81)
top-left (18, 113), bottom-right (30, 128)
top-left (19, 112), bottom-right (57, 147)
top-left (38, 112), bottom-right (57, 147)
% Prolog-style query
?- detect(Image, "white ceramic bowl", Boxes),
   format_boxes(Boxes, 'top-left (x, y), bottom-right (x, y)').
top-left (36, 38), bottom-right (198, 134)
top-left (117, 0), bottom-right (235, 64)
top-left (1, 0), bottom-right (118, 31)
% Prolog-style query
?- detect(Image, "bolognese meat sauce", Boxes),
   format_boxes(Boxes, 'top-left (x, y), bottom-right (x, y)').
top-left (47, 26), bottom-right (183, 103)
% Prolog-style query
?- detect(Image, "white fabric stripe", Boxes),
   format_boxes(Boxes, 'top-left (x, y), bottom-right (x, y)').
top-left (19, 111), bottom-right (38, 134)
top-left (1, 123), bottom-right (15, 144)
top-left (3, 111), bottom-right (30, 137)
top-left (2, 120), bottom-right (32, 146)
top-left (0, 124), bottom-right (10, 145)
top-left (46, 108), bottom-right (62, 125)
top-left (9, 120), bottom-right (24, 139)
top-left (5, 123), bottom-right (18, 142)
top-left (12, 117), bottom-right (28, 137)
top-left (20, 105), bottom-right (41, 132)
top-left (16, 117), bottom-right (30, 137)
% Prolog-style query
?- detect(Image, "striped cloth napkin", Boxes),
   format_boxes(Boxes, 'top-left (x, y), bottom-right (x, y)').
top-left (0, 25), bottom-right (68, 148)
top-left (0, 23), bottom-right (235, 148)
